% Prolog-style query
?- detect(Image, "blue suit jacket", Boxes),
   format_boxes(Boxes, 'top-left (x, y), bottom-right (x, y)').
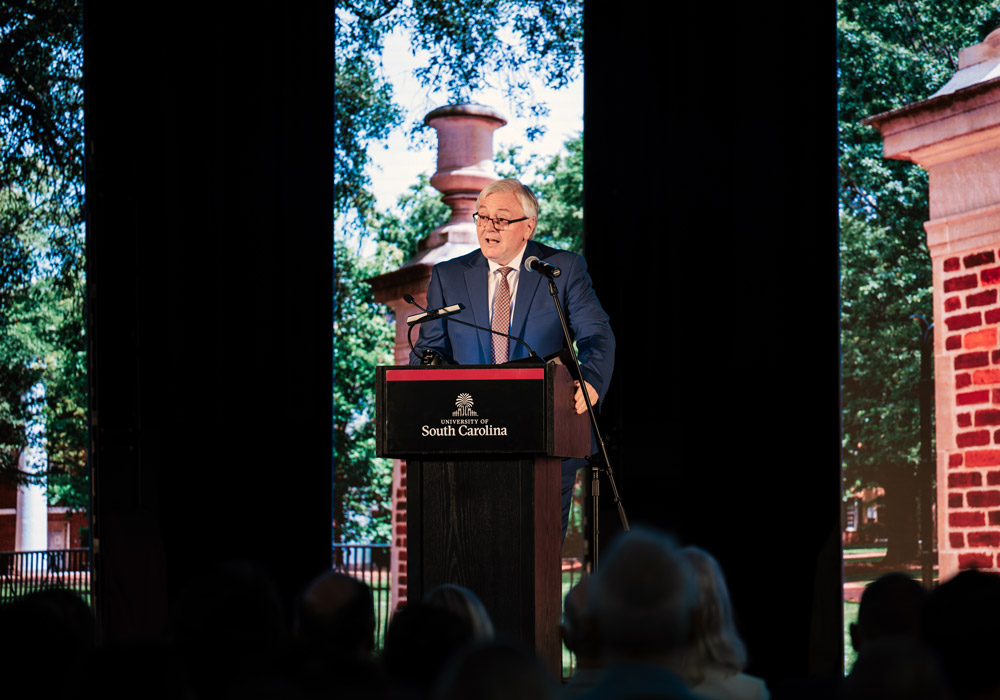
top-left (410, 240), bottom-right (615, 402)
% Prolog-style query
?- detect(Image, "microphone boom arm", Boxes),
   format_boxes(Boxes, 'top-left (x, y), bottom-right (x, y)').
top-left (403, 295), bottom-right (541, 362)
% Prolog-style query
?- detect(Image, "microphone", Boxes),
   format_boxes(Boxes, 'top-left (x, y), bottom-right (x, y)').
top-left (403, 293), bottom-right (465, 324)
top-left (406, 303), bottom-right (464, 325)
top-left (524, 256), bottom-right (561, 278)
top-left (403, 295), bottom-right (449, 364)
top-left (403, 294), bottom-right (541, 361)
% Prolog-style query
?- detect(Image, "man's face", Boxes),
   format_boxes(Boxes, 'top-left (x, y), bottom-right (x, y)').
top-left (476, 191), bottom-right (535, 266)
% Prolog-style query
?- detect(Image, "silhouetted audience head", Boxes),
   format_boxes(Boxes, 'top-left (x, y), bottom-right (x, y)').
top-left (922, 569), bottom-right (1000, 700)
top-left (561, 574), bottom-right (602, 669)
top-left (677, 546), bottom-right (747, 685)
top-left (381, 602), bottom-right (476, 699)
top-left (0, 587), bottom-right (97, 699)
top-left (295, 570), bottom-right (376, 656)
top-left (431, 638), bottom-right (557, 700)
top-left (290, 570), bottom-right (385, 699)
top-left (21, 586), bottom-right (96, 651)
top-left (423, 583), bottom-right (495, 641)
top-left (80, 639), bottom-right (196, 700)
top-left (843, 637), bottom-right (951, 700)
top-left (589, 527), bottom-right (697, 662)
top-left (171, 559), bottom-right (289, 697)
top-left (850, 572), bottom-right (928, 654)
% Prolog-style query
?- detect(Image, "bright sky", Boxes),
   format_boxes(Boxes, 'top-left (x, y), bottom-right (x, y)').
top-left (369, 25), bottom-right (583, 214)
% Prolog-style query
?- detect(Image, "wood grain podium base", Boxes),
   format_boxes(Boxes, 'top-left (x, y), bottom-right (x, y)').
top-left (406, 454), bottom-right (563, 676)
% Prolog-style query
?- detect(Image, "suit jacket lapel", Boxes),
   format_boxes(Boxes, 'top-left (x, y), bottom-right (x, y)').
top-left (464, 254), bottom-right (492, 363)
top-left (510, 241), bottom-right (545, 359)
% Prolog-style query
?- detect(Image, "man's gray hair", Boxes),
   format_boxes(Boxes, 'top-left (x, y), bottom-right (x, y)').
top-left (476, 178), bottom-right (539, 219)
top-left (589, 527), bottom-right (698, 657)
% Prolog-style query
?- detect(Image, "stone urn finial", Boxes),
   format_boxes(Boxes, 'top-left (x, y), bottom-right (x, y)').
top-left (421, 103), bottom-right (507, 251)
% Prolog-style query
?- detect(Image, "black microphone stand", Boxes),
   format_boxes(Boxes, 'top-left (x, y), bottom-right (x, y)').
top-left (542, 277), bottom-right (628, 572)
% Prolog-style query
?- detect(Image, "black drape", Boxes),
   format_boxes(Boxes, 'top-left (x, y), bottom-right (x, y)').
top-left (85, 2), bottom-right (334, 639)
top-left (584, 1), bottom-right (842, 683)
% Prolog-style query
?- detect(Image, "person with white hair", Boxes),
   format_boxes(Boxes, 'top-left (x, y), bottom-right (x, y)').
top-left (573, 527), bottom-right (703, 700)
top-left (674, 547), bottom-right (769, 700)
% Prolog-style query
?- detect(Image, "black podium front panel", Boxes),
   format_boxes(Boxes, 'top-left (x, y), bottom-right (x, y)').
top-left (378, 366), bottom-right (547, 456)
top-left (374, 363), bottom-right (570, 675)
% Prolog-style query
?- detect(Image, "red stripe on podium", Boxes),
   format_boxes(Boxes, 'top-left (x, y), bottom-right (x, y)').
top-left (385, 368), bottom-right (545, 381)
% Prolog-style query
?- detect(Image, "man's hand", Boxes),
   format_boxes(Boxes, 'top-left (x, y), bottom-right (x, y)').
top-left (573, 380), bottom-right (598, 415)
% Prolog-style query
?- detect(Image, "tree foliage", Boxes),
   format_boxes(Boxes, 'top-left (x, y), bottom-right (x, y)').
top-left (333, 2), bottom-right (584, 541)
top-left (839, 1), bottom-right (1000, 558)
top-left (532, 132), bottom-right (583, 253)
top-left (336, 0), bottom-right (581, 144)
top-left (840, 211), bottom-right (930, 480)
top-left (333, 237), bottom-right (396, 543)
top-left (334, 171), bottom-right (447, 542)
top-left (0, 0), bottom-right (83, 278)
top-left (495, 132), bottom-right (583, 254)
top-left (0, 0), bottom-right (86, 507)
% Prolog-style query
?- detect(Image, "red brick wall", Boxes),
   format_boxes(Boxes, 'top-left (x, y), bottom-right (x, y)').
top-left (0, 515), bottom-right (15, 551)
top-left (942, 247), bottom-right (1000, 571)
top-left (393, 459), bottom-right (408, 610)
top-left (1, 481), bottom-right (17, 550)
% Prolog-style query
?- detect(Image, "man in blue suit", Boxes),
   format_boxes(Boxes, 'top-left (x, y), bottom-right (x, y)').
top-left (410, 178), bottom-right (615, 539)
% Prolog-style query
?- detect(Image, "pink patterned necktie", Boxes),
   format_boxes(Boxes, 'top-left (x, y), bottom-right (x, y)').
top-left (491, 266), bottom-right (514, 363)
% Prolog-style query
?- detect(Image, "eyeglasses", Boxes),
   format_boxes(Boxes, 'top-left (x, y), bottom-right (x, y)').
top-left (473, 213), bottom-right (530, 231)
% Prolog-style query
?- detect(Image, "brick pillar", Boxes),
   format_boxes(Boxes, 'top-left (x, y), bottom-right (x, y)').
top-left (866, 27), bottom-right (1000, 579)
top-left (370, 103), bottom-right (506, 611)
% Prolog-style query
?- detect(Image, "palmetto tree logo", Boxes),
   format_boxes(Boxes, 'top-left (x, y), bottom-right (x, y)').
top-left (453, 393), bottom-right (478, 417)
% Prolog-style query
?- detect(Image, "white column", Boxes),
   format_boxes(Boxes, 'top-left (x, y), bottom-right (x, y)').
top-left (14, 382), bottom-right (48, 560)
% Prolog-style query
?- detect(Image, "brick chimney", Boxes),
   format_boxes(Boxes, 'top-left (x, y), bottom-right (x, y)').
top-left (866, 27), bottom-right (1000, 579)
top-left (369, 103), bottom-right (506, 611)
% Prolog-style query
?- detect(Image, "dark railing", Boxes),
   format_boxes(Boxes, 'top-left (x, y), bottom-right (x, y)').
top-left (0, 549), bottom-right (91, 604)
top-left (332, 543), bottom-right (392, 648)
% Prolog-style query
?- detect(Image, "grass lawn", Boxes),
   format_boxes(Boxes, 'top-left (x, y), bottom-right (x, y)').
top-left (841, 546), bottom-right (936, 676)
top-left (561, 564), bottom-right (584, 679)
top-left (842, 546), bottom-right (882, 676)
top-left (844, 599), bottom-right (859, 674)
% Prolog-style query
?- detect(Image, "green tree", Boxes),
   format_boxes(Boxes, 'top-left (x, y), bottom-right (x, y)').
top-left (533, 132), bottom-right (583, 253)
top-left (333, 237), bottom-right (395, 543)
top-left (495, 132), bottom-right (583, 252)
top-left (333, 1), bottom-right (583, 542)
top-left (839, 0), bottom-right (1000, 561)
top-left (840, 210), bottom-right (931, 560)
top-left (0, 0), bottom-right (86, 508)
top-left (333, 175), bottom-right (447, 543)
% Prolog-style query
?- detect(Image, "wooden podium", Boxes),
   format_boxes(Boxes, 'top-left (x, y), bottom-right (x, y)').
top-left (376, 362), bottom-right (589, 674)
